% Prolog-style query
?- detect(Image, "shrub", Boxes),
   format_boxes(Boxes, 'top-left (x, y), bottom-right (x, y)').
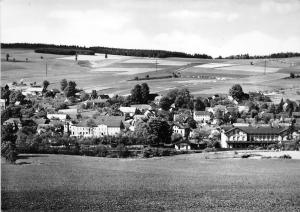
top-left (279, 154), bottom-right (292, 159)
top-left (115, 144), bottom-right (130, 158)
top-left (94, 145), bottom-right (108, 157)
top-left (143, 148), bottom-right (153, 158)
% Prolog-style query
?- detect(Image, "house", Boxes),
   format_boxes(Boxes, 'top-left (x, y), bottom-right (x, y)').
top-left (193, 111), bottom-right (211, 123)
top-left (173, 123), bottom-right (189, 138)
top-left (238, 105), bottom-right (249, 113)
top-left (58, 108), bottom-right (78, 119)
top-left (68, 116), bottom-right (125, 137)
top-left (0, 99), bottom-right (6, 110)
top-left (175, 141), bottom-right (191, 151)
top-left (119, 107), bottom-right (136, 117)
top-left (221, 126), bottom-right (290, 148)
top-left (47, 114), bottom-right (67, 121)
top-left (37, 124), bottom-right (54, 134)
top-left (154, 96), bottom-right (163, 105)
top-left (131, 104), bottom-right (152, 111)
top-left (22, 87), bottom-right (43, 96)
top-left (91, 98), bottom-right (108, 107)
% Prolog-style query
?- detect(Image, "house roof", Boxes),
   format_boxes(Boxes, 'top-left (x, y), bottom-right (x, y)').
top-left (32, 118), bottom-right (48, 125)
top-left (27, 87), bottom-right (43, 92)
top-left (120, 107), bottom-right (136, 113)
top-left (131, 104), bottom-right (152, 110)
top-left (58, 108), bottom-right (78, 114)
top-left (76, 116), bottom-right (125, 128)
top-left (194, 111), bottom-right (210, 116)
top-left (225, 126), bottom-right (289, 135)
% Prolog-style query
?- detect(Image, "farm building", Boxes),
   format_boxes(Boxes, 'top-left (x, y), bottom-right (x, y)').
top-left (221, 126), bottom-right (290, 148)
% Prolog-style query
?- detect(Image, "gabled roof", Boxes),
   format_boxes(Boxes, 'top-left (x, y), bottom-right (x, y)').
top-left (120, 107), bottom-right (136, 113)
top-left (194, 111), bottom-right (210, 116)
top-left (225, 126), bottom-right (289, 135)
top-left (76, 116), bottom-right (125, 128)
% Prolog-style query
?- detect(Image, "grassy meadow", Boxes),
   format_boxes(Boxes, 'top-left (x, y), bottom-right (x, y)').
top-left (1, 48), bottom-right (300, 97)
top-left (2, 153), bottom-right (300, 211)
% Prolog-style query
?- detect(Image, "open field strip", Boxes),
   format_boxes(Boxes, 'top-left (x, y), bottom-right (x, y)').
top-left (215, 65), bottom-right (280, 73)
top-left (2, 153), bottom-right (300, 211)
top-left (122, 58), bottom-right (191, 66)
top-left (194, 63), bottom-right (237, 68)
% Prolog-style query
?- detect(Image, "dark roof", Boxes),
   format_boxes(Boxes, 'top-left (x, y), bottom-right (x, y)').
top-left (225, 126), bottom-right (289, 135)
top-left (32, 118), bottom-right (48, 125)
top-left (77, 116), bottom-right (125, 127)
top-left (194, 111), bottom-right (210, 116)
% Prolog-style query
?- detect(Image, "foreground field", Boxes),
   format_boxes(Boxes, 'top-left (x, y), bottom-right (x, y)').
top-left (2, 153), bottom-right (300, 211)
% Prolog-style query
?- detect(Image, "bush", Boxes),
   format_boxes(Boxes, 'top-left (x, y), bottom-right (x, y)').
top-left (143, 148), bottom-right (153, 158)
top-left (115, 144), bottom-right (130, 158)
top-left (94, 145), bottom-right (108, 157)
top-left (279, 154), bottom-right (292, 159)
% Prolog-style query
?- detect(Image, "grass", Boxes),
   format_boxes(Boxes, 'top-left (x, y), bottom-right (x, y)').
top-left (2, 153), bottom-right (300, 211)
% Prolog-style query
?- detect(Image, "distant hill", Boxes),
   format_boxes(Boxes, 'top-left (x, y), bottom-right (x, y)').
top-left (223, 52), bottom-right (300, 59)
top-left (1, 43), bottom-right (212, 59)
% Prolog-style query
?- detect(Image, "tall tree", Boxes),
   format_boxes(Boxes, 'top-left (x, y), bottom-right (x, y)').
top-left (60, 79), bottom-right (68, 91)
top-left (9, 90), bottom-right (25, 104)
top-left (64, 81), bottom-right (77, 97)
top-left (91, 90), bottom-right (98, 99)
top-left (6, 53), bottom-right (10, 61)
top-left (159, 97), bottom-right (172, 111)
top-left (43, 80), bottom-right (50, 92)
top-left (194, 97), bottom-right (205, 111)
top-left (146, 117), bottom-right (172, 145)
top-left (229, 84), bottom-right (244, 101)
top-left (276, 98), bottom-right (284, 114)
top-left (141, 83), bottom-right (150, 104)
top-left (131, 84), bottom-right (142, 104)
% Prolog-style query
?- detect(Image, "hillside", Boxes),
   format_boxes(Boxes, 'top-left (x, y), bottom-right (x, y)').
top-left (1, 48), bottom-right (300, 100)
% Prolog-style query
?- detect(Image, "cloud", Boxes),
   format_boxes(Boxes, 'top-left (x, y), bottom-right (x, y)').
top-left (260, 0), bottom-right (300, 14)
top-left (168, 10), bottom-right (239, 22)
top-left (219, 30), bottom-right (300, 56)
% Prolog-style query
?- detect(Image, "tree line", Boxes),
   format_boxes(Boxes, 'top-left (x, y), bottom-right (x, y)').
top-left (223, 52), bottom-right (300, 59)
top-left (1, 43), bottom-right (212, 59)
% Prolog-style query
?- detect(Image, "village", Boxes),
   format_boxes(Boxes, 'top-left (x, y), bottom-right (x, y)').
top-left (1, 78), bottom-right (300, 159)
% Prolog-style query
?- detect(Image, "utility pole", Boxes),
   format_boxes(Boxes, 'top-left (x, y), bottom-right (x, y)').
top-left (155, 59), bottom-right (158, 72)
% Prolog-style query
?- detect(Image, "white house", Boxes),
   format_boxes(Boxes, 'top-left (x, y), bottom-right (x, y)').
top-left (193, 111), bottom-right (211, 123)
top-left (238, 105), bottom-right (250, 113)
top-left (47, 114), bottom-right (67, 121)
top-left (120, 107), bottom-right (136, 117)
top-left (173, 123), bottom-right (189, 138)
top-left (154, 96), bottom-right (163, 105)
top-left (175, 141), bottom-right (191, 151)
top-left (68, 116), bottom-right (125, 137)
top-left (22, 87), bottom-right (43, 96)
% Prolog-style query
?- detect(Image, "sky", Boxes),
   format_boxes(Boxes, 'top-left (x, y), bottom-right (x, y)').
top-left (1, 0), bottom-right (300, 57)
